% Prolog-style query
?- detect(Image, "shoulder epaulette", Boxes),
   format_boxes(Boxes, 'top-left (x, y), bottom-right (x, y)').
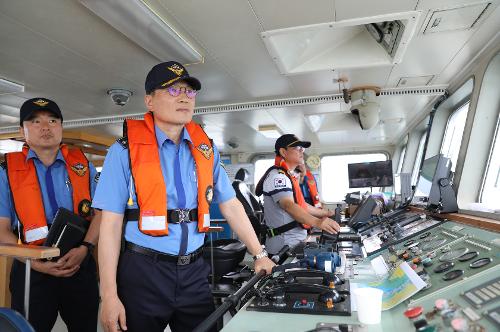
top-left (0, 160), bottom-right (6, 170)
top-left (117, 137), bottom-right (128, 149)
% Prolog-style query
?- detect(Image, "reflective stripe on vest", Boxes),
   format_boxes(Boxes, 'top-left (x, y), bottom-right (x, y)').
top-left (125, 112), bottom-right (214, 236)
top-left (305, 169), bottom-right (322, 208)
top-left (5, 145), bottom-right (91, 245)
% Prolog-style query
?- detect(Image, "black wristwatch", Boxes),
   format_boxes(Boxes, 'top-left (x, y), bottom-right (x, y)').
top-left (81, 241), bottom-right (95, 253)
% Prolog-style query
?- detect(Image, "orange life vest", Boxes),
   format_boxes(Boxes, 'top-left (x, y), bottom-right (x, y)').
top-left (305, 169), bottom-right (322, 208)
top-left (125, 112), bottom-right (214, 236)
top-left (274, 156), bottom-right (311, 229)
top-left (5, 145), bottom-right (91, 245)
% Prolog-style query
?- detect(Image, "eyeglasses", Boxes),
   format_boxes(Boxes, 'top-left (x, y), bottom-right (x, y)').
top-left (288, 146), bottom-right (305, 153)
top-left (166, 86), bottom-right (198, 99)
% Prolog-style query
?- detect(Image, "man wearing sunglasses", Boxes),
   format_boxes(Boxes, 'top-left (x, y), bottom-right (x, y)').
top-left (93, 61), bottom-right (275, 332)
top-left (256, 134), bottom-right (340, 254)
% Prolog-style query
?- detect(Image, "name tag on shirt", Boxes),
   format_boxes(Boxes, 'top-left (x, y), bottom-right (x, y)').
top-left (25, 226), bottom-right (49, 243)
top-left (141, 216), bottom-right (167, 231)
top-left (203, 214), bottom-right (210, 228)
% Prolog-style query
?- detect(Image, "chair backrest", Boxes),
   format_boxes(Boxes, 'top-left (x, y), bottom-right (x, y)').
top-left (232, 180), bottom-right (262, 216)
top-left (232, 168), bottom-right (263, 237)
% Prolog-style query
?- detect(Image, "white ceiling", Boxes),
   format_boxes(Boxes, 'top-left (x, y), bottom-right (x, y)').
top-left (0, 0), bottom-right (499, 154)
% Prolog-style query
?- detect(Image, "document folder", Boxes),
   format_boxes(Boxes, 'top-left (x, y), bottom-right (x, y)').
top-left (44, 208), bottom-right (89, 257)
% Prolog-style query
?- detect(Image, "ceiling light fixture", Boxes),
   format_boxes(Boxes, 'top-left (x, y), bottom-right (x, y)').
top-left (79, 0), bottom-right (203, 64)
top-left (0, 78), bottom-right (24, 95)
top-left (258, 124), bottom-right (283, 139)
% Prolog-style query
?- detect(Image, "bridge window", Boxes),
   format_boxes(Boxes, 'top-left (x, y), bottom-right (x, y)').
top-left (397, 145), bottom-right (406, 174)
top-left (411, 133), bottom-right (427, 185)
top-left (320, 153), bottom-right (387, 202)
top-left (440, 101), bottom-right (470, 171)
top-left (254, 158), bottom-right (275, 186)
top-left (480, 115), bottom-right (500, 208)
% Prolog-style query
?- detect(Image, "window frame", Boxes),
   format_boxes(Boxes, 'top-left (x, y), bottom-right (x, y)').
top-left (439, 100), bottom-right (470, 172)
top-left (411, 132), bottom-right (427, 186)
top-left (478, 108), bottom-right (500, 204)
top-left (397, 145), bottom-right (406, 174)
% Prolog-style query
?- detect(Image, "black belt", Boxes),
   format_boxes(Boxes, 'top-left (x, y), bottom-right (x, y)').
top-left (266, 221), bottom-right (300, 237)
top-left (125, 242), bottom-right (203, 265)
top-left (125, 208), bottom-right (198, 223)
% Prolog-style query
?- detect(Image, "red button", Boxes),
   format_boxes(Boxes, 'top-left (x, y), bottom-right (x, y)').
top-left (404, 306), bottom-right (423, 319)
top-left (301, 299), bottom-right (307, 305)
top-left (435, 299), bottom-right (448, 310)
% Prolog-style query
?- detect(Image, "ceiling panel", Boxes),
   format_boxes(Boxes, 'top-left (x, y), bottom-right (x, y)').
top-left (386, 29), bottom-right (473, 86)
top-left (157, 0), bottom-right (292, 99)
top-left (335, 0), bottom-right (418, 21)
top-left (249, 0), bottom-right (334, 30)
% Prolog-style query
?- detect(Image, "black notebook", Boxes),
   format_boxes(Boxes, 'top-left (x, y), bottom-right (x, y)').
top-left (44, 208), bottom-right (89, 257)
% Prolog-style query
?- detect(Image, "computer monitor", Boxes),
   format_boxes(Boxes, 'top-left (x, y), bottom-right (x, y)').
top-left (412, 154), bottom-right (458, 213)
top-left (348, 160), bottom-right (394, 188)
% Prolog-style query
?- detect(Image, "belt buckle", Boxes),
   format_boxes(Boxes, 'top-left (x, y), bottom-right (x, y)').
top-left (177, 254), bottom-right (191, 265)
top-left (177, 209), bottom-right (190, 223)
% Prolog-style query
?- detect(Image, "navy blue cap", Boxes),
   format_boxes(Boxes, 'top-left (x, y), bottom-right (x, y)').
top-left (20, 98), bottom-right (63, 126)
top-left (275, 134), bottom-right (311, 154)
top-left (145, 61), bottom-right (201, 94)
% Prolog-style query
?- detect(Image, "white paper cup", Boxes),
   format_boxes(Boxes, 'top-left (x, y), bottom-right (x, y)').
top-left (353, 287), bottom-right (383, 325)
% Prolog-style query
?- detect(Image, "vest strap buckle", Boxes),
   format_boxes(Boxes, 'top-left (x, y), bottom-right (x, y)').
top-left (176, 209), bottom-right (190, 223)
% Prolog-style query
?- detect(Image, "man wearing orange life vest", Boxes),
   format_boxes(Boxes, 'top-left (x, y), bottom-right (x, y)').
top-left (296, 163), bottom-right (323, 208)
top-left (255, 134), bottom-right (340, 254)
top-left (92, 61), bottom-right (275, 332)
top-left (0, 98), bottom-right (101, 332)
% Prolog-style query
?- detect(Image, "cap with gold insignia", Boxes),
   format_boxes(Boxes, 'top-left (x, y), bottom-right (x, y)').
top-left (145, 61), bottom-right (201, 94)
top-left (274, 134), bottom-right (311, 154)
top-left (20, 97), bottom-right (63, 126)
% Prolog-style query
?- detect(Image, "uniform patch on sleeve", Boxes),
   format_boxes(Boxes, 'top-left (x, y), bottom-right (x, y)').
top-left (274, 177), bottom-right (286, 188)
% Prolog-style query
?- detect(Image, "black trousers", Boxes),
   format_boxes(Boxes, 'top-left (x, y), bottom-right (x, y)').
top-left (10, 256), bottom-right (99, 332)
top-left (117, 249), bottom-right (216, 332)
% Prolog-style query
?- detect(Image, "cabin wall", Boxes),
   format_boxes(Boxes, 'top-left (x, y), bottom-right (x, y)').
top-left (393, 36), bottom-right (500, 219)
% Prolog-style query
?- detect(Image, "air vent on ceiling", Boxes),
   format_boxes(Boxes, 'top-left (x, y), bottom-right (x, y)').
top-left (261, 11), bottom-right (420, 74)
top-left (397, 75), bottom-right (434, 87)
top-left (424, 3), bottom-right (491, 34)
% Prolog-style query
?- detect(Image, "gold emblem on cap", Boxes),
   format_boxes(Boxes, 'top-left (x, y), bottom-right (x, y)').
top-left (33, 99), bottom-right (49, 107)
top-left (167, 64), bottom-right (184, 76)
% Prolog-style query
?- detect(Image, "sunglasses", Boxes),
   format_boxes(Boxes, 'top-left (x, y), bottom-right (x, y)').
top-left (288, 146), bottom-right (305, 152)
top-left (166, 86), bottom-right (198, 99)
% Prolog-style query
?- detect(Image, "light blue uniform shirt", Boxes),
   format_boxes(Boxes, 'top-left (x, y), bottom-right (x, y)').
top-left (0, 149), bottom-right (98, 228)
top-left (92, 125), bottom-right (235, 255)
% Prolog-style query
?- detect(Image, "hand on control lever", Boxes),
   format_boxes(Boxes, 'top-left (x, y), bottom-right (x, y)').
top-left (318, 217), bottom-right (340, 234)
